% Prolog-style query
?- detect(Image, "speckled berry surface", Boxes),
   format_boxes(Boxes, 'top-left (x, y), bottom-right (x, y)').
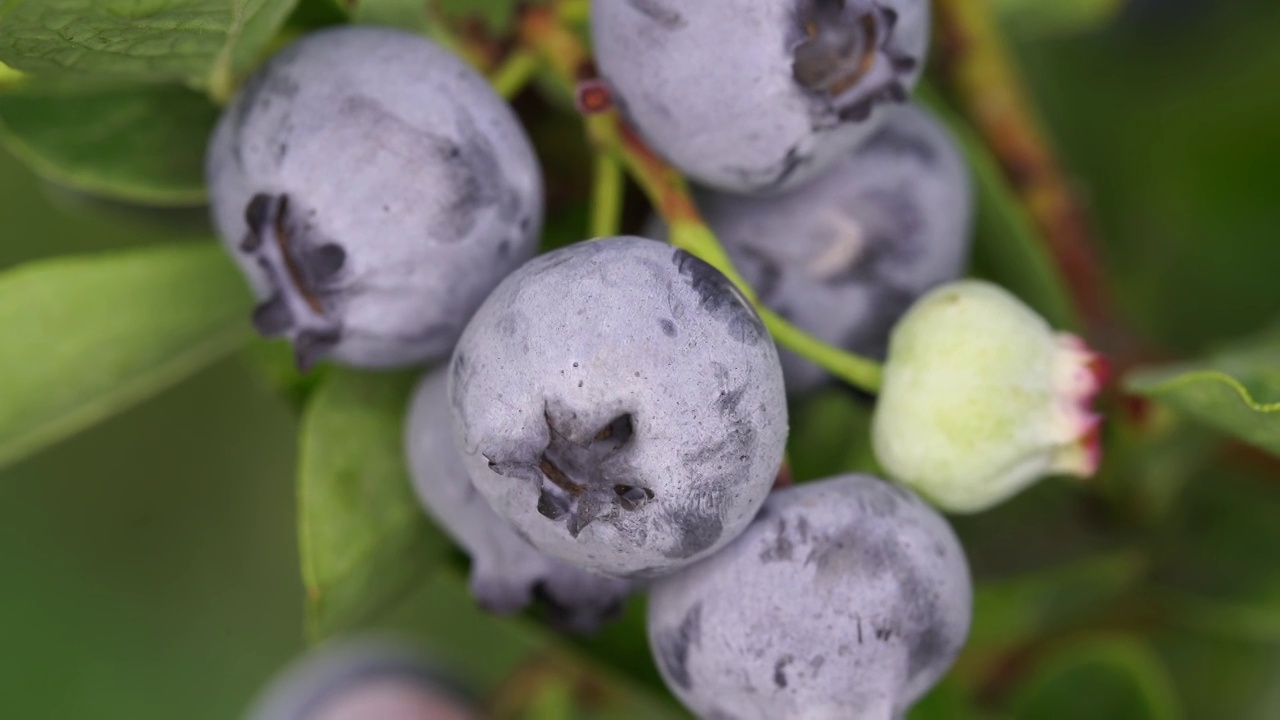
top-left (207, 26), bottom-right (543, 370)
top-left (247, 637), bottom-right (477, 720)
top-left (647, 474), bottom-right (972, 720)
top-left (406, 367), bottom-right (634, 632)
top-left (691, 102), bottom-right (973, 394)
top-left (448, 236), bottom-right (788, 579)
top-left (591, 0), bottom-right (930, 194)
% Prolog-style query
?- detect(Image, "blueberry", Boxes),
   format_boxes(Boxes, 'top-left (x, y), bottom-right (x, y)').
top-left (591, 0), bottom-right (930, 194)
top-left (651, 102), bottom-right (973, 395)
top-left (246, 637), bottom-right (478, 720)
top-left (207, 26), bottom-right (543, 370)
top-left (647, 474), bottom-right (972, 720)
top-left (405, 366), bottom-right (634, 632)
top-left (448, 237), bottom-right (788, 579)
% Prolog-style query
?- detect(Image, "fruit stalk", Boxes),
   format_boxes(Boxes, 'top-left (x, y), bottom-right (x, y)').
top-left (933, 0), bottom-right (1119, 346)
top-left (519, 5), bottom-right (885, 393)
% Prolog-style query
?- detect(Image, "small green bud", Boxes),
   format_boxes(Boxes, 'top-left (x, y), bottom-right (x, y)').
top-left (872, 281), bottom-right (1106, 513)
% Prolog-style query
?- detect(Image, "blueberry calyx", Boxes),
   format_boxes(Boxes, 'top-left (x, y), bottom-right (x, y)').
top-left (495, 410), bottom-right (652, 539)
top-left (792, 0), bottom-right (917, 122)
top-left (240, 192), bottom-right (346, 370)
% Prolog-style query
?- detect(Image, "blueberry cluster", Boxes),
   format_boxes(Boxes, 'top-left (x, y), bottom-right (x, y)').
top-left (212, 7), bottom-right (1103, 717)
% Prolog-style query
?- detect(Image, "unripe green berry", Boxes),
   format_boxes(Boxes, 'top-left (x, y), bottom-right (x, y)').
top-left (872, 280), bottom-right (1105, 513)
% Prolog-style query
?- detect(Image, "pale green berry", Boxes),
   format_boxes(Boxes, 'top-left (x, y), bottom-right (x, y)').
top-left (872, 280), bottom-right (1106, 513)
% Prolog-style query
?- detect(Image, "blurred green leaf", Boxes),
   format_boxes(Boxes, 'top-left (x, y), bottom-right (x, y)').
top-left (298, 367), bottom-right (449, 641)
top-left (918, 86), bottom-right (1078, 330)
top-left (0, 84), bottom-right (218, 206)
top-left (346, 0), bottom-right (517, 33)
top-left (284, 0), bottom-right (347, 29)
top-left (970, 552), bottom-right (1148, 650)
top-left (1126, 324), bottom-right (1280, 456)
top-left (0, 60), bottom-right (25, 88)
top-left (540, 203), bottom-right (592, 253)
top-left (350, 0), bottom-right (434, 31)
top-left (0, 0), bottom-right (298, 92)
top-left (1012, 636), bottom-right (1182, 719)
top-left (0, 0), bottom-right (296, 95)
top-left (1015, 5), bottom-right (1280, 350)
top-left (1100, 405), bottom-right (1219, 524)
top-left (0, 243), bottom-right (251, 470)
top-left (237, 339), bottom-right (328, 412)
top-left (1153, 628), bottom-right (1280, 720)
top-left (788, 389), bottom-right (879, 482)
top-left (994, 0), bottom-right (1125, 36)
top-left (1152, 466), bottom-right (1280, 637)
top-left (907, 677), bottom-right (984, 720)
top-left (567, 596), bottom-right (666, 695)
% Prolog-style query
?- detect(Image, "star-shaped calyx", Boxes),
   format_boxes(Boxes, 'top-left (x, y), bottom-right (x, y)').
top-left (792, 0), bottom-right (918, 122)
top-left (497, 411), bottom-right (654, 539)
top-left (239, 192), bottom-right (348, 371)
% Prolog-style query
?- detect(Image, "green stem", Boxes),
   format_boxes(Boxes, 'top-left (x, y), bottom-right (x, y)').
top-left (557, 0), bottom-right (591, 24)
top-left (589, 153), bottom-right (624, 238)
top-left (489, 49), bottom-right (541, 99)
top-left (518, 5), bottom-right (886, 394)
top-left (762, 308), bottom-right (884, 392)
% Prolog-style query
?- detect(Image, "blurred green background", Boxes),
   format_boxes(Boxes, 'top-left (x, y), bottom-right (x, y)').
top-left (2, 0), bottom-right (1279, 718)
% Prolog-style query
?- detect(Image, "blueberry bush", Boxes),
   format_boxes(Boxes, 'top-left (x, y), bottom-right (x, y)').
top-left (1, 0), bottom-right (1278, 718)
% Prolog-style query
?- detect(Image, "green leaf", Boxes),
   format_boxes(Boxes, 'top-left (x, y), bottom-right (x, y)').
top-left (918, 85), bottom-right (1078, 330)
top-left (970, 552), bottom-right (1148, 650)
top-left (284, 0), bottom-right (347, 30)
top-left (0, 59), bottom-right (25, 87)
top-left (567, 596), bottom-right (667, 695)
top-left (237, 338), bottom-right (327, 412)
top-left (1125, 324), bottom-right (1280, 456)
top-left (350, 0), bottom-right (433, 31)
top-left (994, 0), bottom-right (1125, 36)
top-left (298, 367), bottom-right (449, 641)
top-left (1151, 466), bottom-right (1280, 640)
top-left (0, 0), bottom-right (299, 92)
top-left (0, 243), bottom-right (252, 470)
top-left (1154, 630), bottom-right (1280, 720)
top-left (788, 389), bottom-right (879, 482)
top-left (907, 677), bottom-right (985, 720)
top-left (1012, 636), bottom-right (1183, 720)
top-left (0, 84), bottom-right (218, 206)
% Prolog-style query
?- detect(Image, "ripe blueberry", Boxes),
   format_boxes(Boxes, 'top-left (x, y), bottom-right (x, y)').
top-left (247, 637), bottom-right (477, 720)
top-left (591, 0), bottom-right (930, 194)
top-left (449, 237), bottom-right (788, 579)
top-left (207, 26), bottom-right (543, 370)
top-left (406, 366), bottom-right (634, 632)
top-left (647, 474), bottom-right (972, 720)
top-left (650, 102), bottom-right (973, 395)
